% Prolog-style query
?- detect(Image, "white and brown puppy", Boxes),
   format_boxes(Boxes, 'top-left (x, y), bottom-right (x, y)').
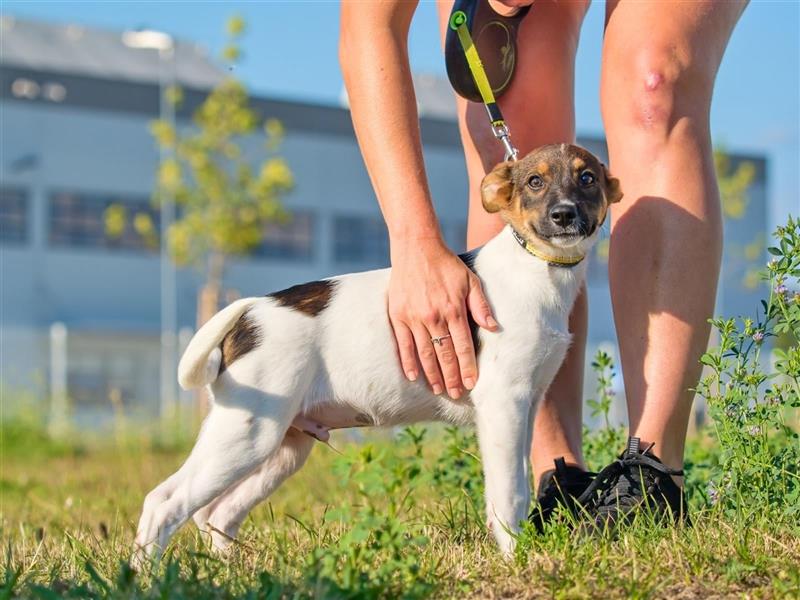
top-left (133, 144), bottom-right (622, 562)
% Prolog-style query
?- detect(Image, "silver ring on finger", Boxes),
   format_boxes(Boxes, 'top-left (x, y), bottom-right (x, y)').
top-left (430, 334), bottom-right (452, 346)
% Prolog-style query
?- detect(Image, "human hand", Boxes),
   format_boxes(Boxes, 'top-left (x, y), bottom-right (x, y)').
top-left (489, 0), bottom-right (534, 13)
top-left (493, 0), bottom-right (534, 7)
top-left (388, 236), bottom-right (498, 399)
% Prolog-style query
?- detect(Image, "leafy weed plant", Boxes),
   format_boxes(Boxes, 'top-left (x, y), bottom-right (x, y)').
top-left (697, 216), bottom-right (800, 516)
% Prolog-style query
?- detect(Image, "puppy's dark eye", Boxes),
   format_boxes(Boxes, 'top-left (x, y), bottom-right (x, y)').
top-left (528, 175), bottom-right (544, 189)
top-left (579, 171), bottom-right (595, 186)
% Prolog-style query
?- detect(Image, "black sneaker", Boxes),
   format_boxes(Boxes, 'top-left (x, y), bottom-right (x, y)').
top-left (577, 436), bottom-right (689, 532)
top-left (529, 457), bottom-right (595, 533)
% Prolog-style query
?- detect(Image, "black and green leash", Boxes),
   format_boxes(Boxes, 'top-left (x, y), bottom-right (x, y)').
top-left (445, 0), bottom-right (530, 161)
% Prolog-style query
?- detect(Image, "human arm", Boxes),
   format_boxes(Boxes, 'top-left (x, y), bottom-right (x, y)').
top-left (339, 0), bottom-right (497, 398)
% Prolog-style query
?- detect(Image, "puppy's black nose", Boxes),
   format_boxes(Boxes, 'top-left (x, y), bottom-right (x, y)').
top-left (549, 203), bottom-right (577, 227)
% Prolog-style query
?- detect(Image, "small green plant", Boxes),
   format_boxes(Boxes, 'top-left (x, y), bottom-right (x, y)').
top-left (696, 216), bottom-right (800, 516)
top-left (430, 426), bottom-right (482, 503)
top-left (582, 350), bottom-right (627, 471)
top-left (299, 428), bottom-right (434, 598)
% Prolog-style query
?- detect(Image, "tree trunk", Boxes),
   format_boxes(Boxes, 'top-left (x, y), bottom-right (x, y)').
top-left (195, 252), bottom-right (225, 415)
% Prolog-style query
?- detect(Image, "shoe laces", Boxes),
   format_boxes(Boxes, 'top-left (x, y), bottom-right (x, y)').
top-left (538, 457), bottom-right (595, 504)
top-left (530, 458), bottom-right (596, 532)
top-left (577, 437), bottom-right (683, 512)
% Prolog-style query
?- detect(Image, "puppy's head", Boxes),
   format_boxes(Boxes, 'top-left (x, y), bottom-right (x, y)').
top-left (480, 144), bottom-right (622, 253)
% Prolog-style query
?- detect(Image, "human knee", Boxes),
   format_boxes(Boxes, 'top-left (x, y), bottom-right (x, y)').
top-left (604, 44), bottom-right (713, 139)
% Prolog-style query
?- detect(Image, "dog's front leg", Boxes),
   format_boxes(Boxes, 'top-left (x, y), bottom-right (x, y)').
top-left (475, 392), bottom-right (534, 556)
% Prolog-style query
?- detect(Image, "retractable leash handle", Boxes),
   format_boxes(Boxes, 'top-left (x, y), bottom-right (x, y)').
top-left (445, 0), bottom-right (530, 161)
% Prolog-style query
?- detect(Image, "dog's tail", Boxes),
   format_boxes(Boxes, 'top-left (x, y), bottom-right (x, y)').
top-left (177, 297), bottom-right (259, 390)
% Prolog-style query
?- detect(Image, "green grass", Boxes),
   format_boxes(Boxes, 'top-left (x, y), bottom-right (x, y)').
top-left (2, 422), bottom-right (798, 599)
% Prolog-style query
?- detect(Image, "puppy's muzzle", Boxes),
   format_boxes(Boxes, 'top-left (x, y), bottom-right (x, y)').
top-left (549, 203), bottom-right (578, 228)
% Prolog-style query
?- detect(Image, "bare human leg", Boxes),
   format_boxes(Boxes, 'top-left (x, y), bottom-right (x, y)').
top-left (601, 0), bottom-right (748, 475)
top-left (437, 0), bottom-right (590, 485)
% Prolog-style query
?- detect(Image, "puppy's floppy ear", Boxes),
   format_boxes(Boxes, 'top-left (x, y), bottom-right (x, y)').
top-left (602, 164), bottom-right (623, 204)
top-left (481, 161), bottom-right (515, 213)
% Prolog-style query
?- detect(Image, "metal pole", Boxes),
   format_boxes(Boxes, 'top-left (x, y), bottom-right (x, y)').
top-left (159, 45), bottom-right (178, 421)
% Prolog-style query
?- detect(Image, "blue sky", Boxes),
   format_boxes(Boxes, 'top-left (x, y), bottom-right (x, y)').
top-left (5, 1), bottom-right (799, 226)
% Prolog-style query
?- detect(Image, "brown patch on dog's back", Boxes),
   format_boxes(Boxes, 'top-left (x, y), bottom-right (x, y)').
top-left (219, 313), bottom-right (261, 375)
top-left (269, 279), bottom-right (337, 317)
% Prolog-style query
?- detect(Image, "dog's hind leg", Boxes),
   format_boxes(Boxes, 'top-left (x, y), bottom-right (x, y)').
top-left (193, 427), bottom-right (315, 552)
top-left (132, 388), bottom-right (299, 565)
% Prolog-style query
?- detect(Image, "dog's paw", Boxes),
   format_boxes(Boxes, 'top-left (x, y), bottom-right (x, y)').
top-left (130, 545), bottom-right (154, 572)
top-left (494, 532), bottom-right (517, 557)
top-left (194, 517), bottom-right (237, 554)
top-left (209, 528), bottom-right (236, 554)
top-left (488, 516), bottom-right (517, 557)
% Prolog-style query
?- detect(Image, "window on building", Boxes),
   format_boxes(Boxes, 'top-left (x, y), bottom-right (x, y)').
top-left (251, 210), bottom-right (315, 261)
top-left (49, 191), bottom-right (159, 251)
top-left (333, 215), bottom-right (389, 265)
top-left (0, 187), bottom-right (29, 244)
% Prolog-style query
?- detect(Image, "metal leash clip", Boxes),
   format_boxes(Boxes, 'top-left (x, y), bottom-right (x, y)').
top-left (492, 122), bottom-right (519, 162)
top-left (447, 2), bottom-right (529, 163)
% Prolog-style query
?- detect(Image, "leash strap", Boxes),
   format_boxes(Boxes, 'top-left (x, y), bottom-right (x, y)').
top-left (449, 9), bottom-right (519, 161)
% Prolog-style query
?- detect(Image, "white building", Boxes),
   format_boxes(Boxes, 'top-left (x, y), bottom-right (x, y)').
top-left (0, 17), bottom-right (768, 427)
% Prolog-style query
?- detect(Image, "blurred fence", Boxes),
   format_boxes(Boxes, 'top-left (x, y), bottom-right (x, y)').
top-left (0, 320), bottom-right (724, 436)
top-left (3, 321), bottom-right (197, 432)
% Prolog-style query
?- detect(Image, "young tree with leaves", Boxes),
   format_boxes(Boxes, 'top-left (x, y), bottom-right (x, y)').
top-left (136, 16), bottom-right (294, 328)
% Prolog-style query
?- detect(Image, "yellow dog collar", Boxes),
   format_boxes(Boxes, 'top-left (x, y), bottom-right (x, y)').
top-left (510, 228), bottom-right (585, 269)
